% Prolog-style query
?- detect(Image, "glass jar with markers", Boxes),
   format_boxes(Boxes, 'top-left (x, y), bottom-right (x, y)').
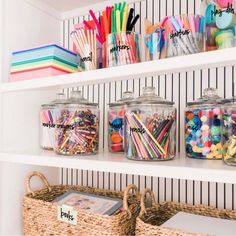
top-left (54, 91), bottom-right (99, 156)
top-left (124, 87), bottom-right (176, 161)
top-left (185, 88), bottom-right (226, 160)
top-left (40, 93), bottom-right (68, 150)
top-left (108, 91), bottom-right (134, 153)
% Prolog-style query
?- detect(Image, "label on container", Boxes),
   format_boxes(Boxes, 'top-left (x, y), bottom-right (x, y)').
top-left (57, 205), bottom-right (77, 225)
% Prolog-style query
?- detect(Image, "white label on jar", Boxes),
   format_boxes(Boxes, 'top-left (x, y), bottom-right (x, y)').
top-left (57, 205), bottom-right (77, 225)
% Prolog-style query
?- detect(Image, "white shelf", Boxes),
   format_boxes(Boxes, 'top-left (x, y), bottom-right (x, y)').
top-left (2, 48), bottom-right (236, 93)
top-left (0, 150), bottom-right (235, 184)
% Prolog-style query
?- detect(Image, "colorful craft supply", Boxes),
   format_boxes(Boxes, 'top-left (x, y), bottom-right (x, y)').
top-left (9, 44), bottom-right (78, 81)
top-left (164, 14), bottom-right (204, 57)
top-left (40, 93), bottom-right (68, 150)
top-left (125, 87), bottom-right (176, 161)
top-left (81, 1), bottom-right (140, 68)
top-left (54, 91), bottom-right (99, 156)
top-left (185, 88), bottom-right (226, 160)
top-left (107, 32), bottom-right (141, 67)
top-left (203, 0), bottom-right (236, 50)
top-left (71, 29), bottom-right (97, 70)
top-left (222, 97), bottom-right (236, 166)
top-left (108, 91), bottom-right (134, 153)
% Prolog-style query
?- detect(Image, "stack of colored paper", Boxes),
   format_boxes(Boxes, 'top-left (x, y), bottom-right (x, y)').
top-left (10, 44), bottom-right (78, 82)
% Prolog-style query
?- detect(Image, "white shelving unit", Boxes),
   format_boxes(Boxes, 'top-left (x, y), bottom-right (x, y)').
top-left (0, 151), bottom-right (236, 184)
top-left (2, 48), bottom-right (236, 93)
top-left (0, 0), bottom-right (236, 235)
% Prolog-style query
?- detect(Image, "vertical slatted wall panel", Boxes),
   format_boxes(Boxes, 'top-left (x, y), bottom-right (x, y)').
top-left (59, 0), bottom-right (235, 210)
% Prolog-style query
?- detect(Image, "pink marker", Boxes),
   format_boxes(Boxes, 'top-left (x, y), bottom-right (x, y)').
top-left (195, 15), bottom-right (200, 33)
top-left (189, 14), bottom-right (196, 33)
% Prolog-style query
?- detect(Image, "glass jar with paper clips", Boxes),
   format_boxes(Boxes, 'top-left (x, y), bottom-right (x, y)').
top-left (54, 91), bottom-right (99, 156)
top-left (164, 15), bottom-right (205, 57)
top-left (40, 93), bottom-right (68, 150)
top-left (106, 31), bottom-right (141, 67)
top-left (222, 97), bottom-right (236, 166)
top-left (124, 86), bottom-right (176, 161)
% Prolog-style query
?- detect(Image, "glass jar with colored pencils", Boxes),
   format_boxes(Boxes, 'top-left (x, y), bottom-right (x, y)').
top-left (124, 87), bottom-right (176, 161)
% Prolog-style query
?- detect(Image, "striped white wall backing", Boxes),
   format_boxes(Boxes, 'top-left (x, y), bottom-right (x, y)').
top-left (61, 0), bottom-right (235, 210)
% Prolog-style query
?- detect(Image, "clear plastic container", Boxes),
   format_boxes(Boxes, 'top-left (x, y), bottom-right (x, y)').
top-left (108, 91), bottom-right (134, 153)
top-left (202, 0), bottom-right (236, 50)
top-left (54, 91), bottom-right (99, 156)
top-left (124, 87), bottom-right (176, 161)
top-left (144, 31), bottom-right (163, 61)
top-left (107, 32), bottom-right (141, 67)
top-left (222, 97), bottom-right (236, 166)
top-left (40, 93), bottom-right (67, 150)
top-left (185, 88), bottom-right (226, 159)
top-left (164, 15), bottom-right (205, 57)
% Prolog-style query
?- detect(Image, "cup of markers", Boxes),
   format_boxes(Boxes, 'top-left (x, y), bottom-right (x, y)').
top-left (107, 31), bottom-right (141, 67)
top-left (164, 14), bottom-right (205, 57)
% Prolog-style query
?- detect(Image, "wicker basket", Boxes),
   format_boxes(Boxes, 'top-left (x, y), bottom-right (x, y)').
top-left (136, 188), bottom-right (236, 236)
top-left (23, 171), bottom-right (140, 236)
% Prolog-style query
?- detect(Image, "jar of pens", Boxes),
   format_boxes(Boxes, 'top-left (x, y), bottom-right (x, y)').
top-left (54, 91), bottom-right (99, 156)
top-left (164, 14), bottom-right (205, 57)
top-left (125, 87), bottom-right (176, 161)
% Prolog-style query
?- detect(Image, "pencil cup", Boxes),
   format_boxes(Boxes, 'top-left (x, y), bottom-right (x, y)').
top-left (164, 15), bottom-right (205, 58)
top-left (71, 30), bottom-right (99, 71)
top-left (106, 32), bottom-right (141, 67)
top-left (144, 31), bottom-right (162, 61)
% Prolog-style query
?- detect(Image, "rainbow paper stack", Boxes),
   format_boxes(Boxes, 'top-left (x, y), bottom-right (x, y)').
top-left (10, 44), bottom-right (78, 82)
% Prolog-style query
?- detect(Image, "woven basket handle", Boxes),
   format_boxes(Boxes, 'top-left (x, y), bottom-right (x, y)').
top-left (123, 184), bottom-right (139, 218)
top-left (26, 171), bottom-right (51, 197)
top-left (140, 188), bottom-right (157, 216)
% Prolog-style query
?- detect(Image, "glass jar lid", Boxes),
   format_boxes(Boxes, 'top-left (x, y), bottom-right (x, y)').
top-left (41, 93), bottom-right (68, 109)
top-left (65, 91), bottom-right (98, 107)
top-left (187, 88), bottom-right (226, 106)
top-left (109, 91), bottom-right (135, 107)
top-left (224, 96), bottom-right (236, 104)
top-left (129, 86), bottom-right (174, 105)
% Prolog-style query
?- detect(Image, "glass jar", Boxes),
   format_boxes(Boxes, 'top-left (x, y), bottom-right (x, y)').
top-left (185, 88), bottom-right (226, 159)
top-left (54, 91), bottom-right (99, 156)
top-left (40, 93), bottom-right (67, 150)
top-left (108, 91), bottom-right (134, 153)
top-left (202, 0), bottom-right (236, 50)
top-left (125, 87), bottom-right (176, 161)
top-left (222, 97), bottom-right (236, 166)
